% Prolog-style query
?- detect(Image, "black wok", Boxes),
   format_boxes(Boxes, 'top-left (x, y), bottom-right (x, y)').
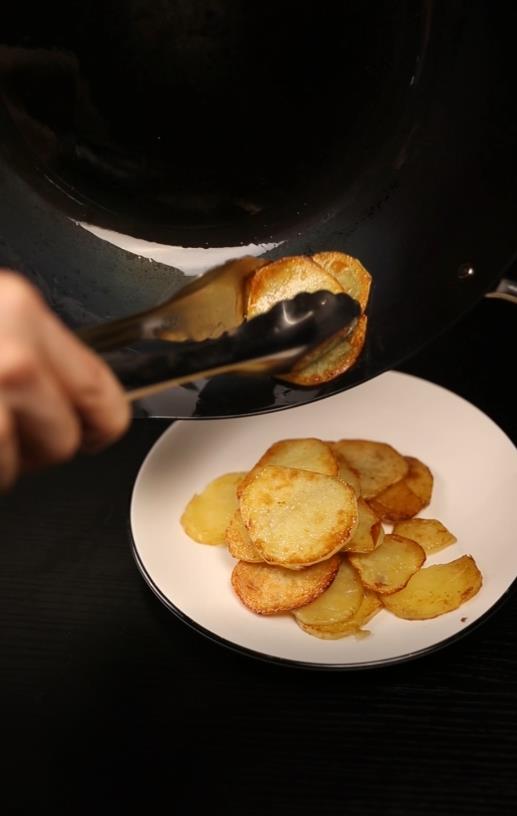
top-left (0, 1), bottom-right (515, 418)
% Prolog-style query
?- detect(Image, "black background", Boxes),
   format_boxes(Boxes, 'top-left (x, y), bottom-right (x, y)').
top-left (1, 297), bottom-right (515, 815)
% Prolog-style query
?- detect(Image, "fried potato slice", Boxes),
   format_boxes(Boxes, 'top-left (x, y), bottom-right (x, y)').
top-left (296, 590), bottom-right (382, 639)
top-left (246, 255), bottom-right (343, 319)
top-left (294, 559), bottom-right (363, 625)
top-left (393, 518), bottom-right (457, 555)
top-left (281, 315), bottom-right (367, 387)
top-left (225, 510), bottom-right (263, 562)
top-left (231, 555), bottom-right (340, 615)
top-left (369, 456), bottom-right (433, 522)
top-left (246, 254), bottom-right (353, 381)
top-left (181, 472), bottom-right (246, 545)
top-left (343, 498), bottom-right (384, 554)
top-left (237, 437), bottom-right (338, 499)
top-left (280, 251), bottom-right (371, 386)
top-left (382, 555), bottom-right (482, 619)
top-left (404, 456), bottom-right (434, 504)
top-left (332, 439), bottom-right (408, 499)
top-left (349, 533), bottom-right (426, 594)
top-left (240, 465), bottom-right (358, 567)
top-left (312, 251), bottom-right (372, 312)
top-left (368, 481), bottom-right (422, 522)
top-left (329, 446), bottom-right (362, 495)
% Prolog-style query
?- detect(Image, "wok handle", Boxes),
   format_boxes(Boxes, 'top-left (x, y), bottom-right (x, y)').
top-left (485, 277), bottom-right (517, 305)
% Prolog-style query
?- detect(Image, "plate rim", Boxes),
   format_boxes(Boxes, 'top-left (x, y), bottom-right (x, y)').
top-left (129, 371), bottom-right (517, 670)
top-left (130, 529), bottom-right (516, 671)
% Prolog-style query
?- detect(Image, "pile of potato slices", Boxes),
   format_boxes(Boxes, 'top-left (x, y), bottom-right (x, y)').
top-left (245, 252), bottom-right (370, 385)
top-left (181, 438), bottom-right (482, 640)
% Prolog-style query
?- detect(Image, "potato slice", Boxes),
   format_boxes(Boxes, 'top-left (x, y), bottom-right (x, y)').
top-left (284, 249), bottom-right (372, 386)
top-left (237, 438), bottom-right (338, 498)
top-left (294, 559), bottom-right (363, 625)
top-left (296, 590), bottom-right (382, 639)
top-left (382, 555), bottom-right (482, 619)
top-left (281, 315), bottom-right (367, 387)
top-left (332, 439), bottom-right (408, 499)
top-left (343, 498), bottom-right (384, 554)
top-left (231, 555), bottom-right (340, 615)
top-left (329, 446), bottom-right (362, 495)
top-left (225, 510), bottom-right (263, 562)
top-left (312, 251), bottom-right (372, 312)
top-left (246, 255), bottom-right (354, 381)
top-left (240, 465), bottom-right (358, 567)
top-left (369, 456), bottom-right (433, 522)
top-left (181, 472), bottom-right (246, 545)
top-left (404, 456), bottom-right (434, 504)
top-left (368, 481), bottom-right (422, 522)
top-left (349, 534), bottom-right (425, 594)
top-left (393, 519), bottom-right (457, 555)
top-left (246, 255), bottom-right (343, 319)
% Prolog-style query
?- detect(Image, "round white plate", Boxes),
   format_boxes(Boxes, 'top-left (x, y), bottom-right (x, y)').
top-left (130, 372), bottom-right (517, 669)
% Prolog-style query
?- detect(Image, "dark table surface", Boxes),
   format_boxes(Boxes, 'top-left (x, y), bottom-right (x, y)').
top-left (1, 297), bottom-right (516, 816)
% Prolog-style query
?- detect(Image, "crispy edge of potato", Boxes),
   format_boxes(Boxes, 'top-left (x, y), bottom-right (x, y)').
top-left (348, 534), bottom-right (426, 595)
top-left (368, 456), bottom-right (433, 522)
top-left (333, 439), bottom-right (409, 500)
top-left (237, 437), bottom-right (338, 499)
top-left (393, 518), bottom-right (457, 555)
top-left (368, 484), bottom-right (423, 523)
top-left (284, 250), bottom-right (371, 378)
top-left (231, 555), bottom-right (340, 615)
top-left (225, 510), bottom-right (263, 562)
top-left (342, 498), bottom-right (384, 554)
top-left (280, 315), bottom-right (367, 387)
top-left (246, 255), bottom-right (343, 319)
top-left (296, 590), bottom-right (382, 639)
top-left (312, 251), bottom-right (372, 313)
top-left (381, 555), bottom-right (483, 620)
top-left (346, 520), bottom-right (385, 555)
top-left (404, 456), bottom-right (434, 504)
top-left (328, 446), bottom-right (362, 495)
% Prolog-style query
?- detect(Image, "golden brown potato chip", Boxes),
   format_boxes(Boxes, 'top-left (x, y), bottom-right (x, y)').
top-left (329, 446), bottom-right (362, 495)
top-left (246, 255), bottom-right (354, 380)
top-left (294, 559), bottom-right (363, 625)
top-left (368, 456), bottom-right (433, 522)
top-left (225, 510), bottom-right (263, 562)
top-left (181, 472), bottom-right (246, 545)
top-left (237, 438), bottom-right (338, 498)
top-left (368, 482), bottom-right (423, 522)
top-left (404, 456), bottom-right (434, 504)
top-left (382, 555), bottom-right (482, 619)
top-left (240, 465), bottom-right (358, 567)
top-left (281, 251), bottom-right (371, 385)
top-left (343, 498), bottom-right (384, 554)
top-left (296, 590), bottom-right (382, 639)
top-left (332, 439), bottom-right (408, 499)
top-left (312, 251), bottom-right (372, 312)
top-left (393, 519), bottom-right (457, 555)
top-left (246, 255), bottom-right (343, 319)
top-left (231, 556), bottom-right (340, 615)
top-left (281, 316), bottom-right (367, 387)
top-left (349, 534), bottom-right (426, 594)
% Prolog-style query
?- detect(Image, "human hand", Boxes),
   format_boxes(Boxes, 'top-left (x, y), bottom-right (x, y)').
top-left (0, 270), bottom-right (130, 490)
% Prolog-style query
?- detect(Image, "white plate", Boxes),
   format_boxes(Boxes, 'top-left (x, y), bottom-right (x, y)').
top-left (130, 372), bottom-right (517, 669)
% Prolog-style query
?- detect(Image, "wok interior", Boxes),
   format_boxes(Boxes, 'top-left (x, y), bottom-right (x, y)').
top-left (1, 1), bottom-right (423, 241)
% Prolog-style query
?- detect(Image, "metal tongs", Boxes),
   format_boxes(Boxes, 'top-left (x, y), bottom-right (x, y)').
top-left (78, 257), bottom-right (361, 400)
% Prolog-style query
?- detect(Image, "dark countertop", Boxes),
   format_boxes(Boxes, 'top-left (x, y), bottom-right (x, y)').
top-left (1, 297), bottom-right (516, 815)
